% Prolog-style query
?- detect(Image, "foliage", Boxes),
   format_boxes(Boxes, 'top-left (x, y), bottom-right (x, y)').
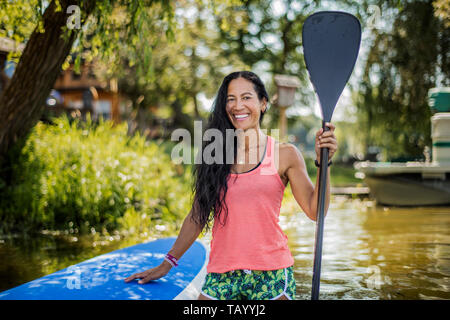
top-left (433, 0), bottom-right (450, 27)
top-left (0, 0), bottom-right (246, 156)
top-left (0, 0), bottom-right (42, 62)
top-left (0, 0), bottom-right (176, 78)
top-left (0, 0), bottom-right (179, 168)
top-left (115, 0), bottom-right (249, 136)
top-left (354, 0), bottom-right (450, 160)
top-left (0, 116), bottom-right (194, 235)
top-left (213, 0), bottom-right (321, 127)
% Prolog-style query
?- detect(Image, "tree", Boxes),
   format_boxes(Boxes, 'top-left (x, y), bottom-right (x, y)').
top-left (0, 0), bottom-right (175, 180)
top-left (213, 0), bottom-right (321, 129)
top-left (433, 0), bottom-right (450, 28)
top-left (0, 1), bottom-right (92, 165)
top-left (114, 0), bottom-right (248, 138)
top-left (211, 0), bottom-right (366, 134)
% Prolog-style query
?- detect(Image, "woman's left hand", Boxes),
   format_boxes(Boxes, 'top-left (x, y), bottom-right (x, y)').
top-left (315, 122), bottom-right (338, 163)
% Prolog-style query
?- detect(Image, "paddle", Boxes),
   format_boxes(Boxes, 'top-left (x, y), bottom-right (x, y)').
top-left (302, 11), bottom-right (361, 300)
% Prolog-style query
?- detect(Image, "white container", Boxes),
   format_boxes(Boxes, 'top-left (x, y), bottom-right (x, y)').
top-left (431, 112), bottom-right (450, 163)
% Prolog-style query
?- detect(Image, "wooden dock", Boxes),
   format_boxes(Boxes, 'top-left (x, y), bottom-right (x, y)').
top-left (331, 186), bottom-right (370, 196)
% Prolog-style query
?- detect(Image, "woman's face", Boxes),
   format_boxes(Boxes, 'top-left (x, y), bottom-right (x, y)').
top-left (225, 77), bottom-right (266, 131)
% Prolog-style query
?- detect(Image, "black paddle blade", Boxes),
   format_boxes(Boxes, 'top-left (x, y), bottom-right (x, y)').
top-left (302, 11), bottom-right (361, 122)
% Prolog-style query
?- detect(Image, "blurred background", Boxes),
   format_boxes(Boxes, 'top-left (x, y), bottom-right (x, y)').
top-left (0, 0), bottom-right (448, 299)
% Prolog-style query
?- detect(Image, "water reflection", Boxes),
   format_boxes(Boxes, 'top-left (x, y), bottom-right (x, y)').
top-left (281, 196), bottom-right (450, 300)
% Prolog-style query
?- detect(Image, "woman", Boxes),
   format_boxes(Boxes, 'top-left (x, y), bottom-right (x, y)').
top-left (124, 71), bottom-right (338, 300)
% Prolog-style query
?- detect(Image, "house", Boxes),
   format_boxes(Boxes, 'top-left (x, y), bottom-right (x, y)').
top-left (52, 56), bottom-right (125, 123)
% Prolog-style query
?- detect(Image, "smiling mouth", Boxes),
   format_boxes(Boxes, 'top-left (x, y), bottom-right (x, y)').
top-left (234, 114), bottom-right (249, 121)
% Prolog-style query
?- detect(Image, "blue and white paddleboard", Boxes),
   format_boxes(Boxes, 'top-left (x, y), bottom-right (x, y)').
top-left (0, 237), bottom-right (209, 300)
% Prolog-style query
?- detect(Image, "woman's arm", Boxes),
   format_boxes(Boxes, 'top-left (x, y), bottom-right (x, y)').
top-left (124, 202), bottom-right (204, 284)
top-left (285, 122), bottom-right (337, 221)
top-left (285, 145), bottom-right (322, 221)
top-left (307, 166), bottom-right (331, 221)
top-left (165, 209), bottom-right (204, 263)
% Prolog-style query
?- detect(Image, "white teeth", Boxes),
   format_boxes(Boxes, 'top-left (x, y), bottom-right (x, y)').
top-left (235, 114), bottom-right (249, 119)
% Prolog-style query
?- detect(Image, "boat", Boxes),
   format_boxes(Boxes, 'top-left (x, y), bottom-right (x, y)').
top-left (354, 88), bottom-right (450, 206)
top-left (354, 161), bottom-right (450, 206)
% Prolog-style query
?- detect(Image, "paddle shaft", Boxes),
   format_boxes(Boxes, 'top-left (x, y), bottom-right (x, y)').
top-left (311, 120), bottom-right (330, 300)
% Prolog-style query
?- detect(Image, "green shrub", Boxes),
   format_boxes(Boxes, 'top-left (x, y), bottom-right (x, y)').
top-left (0, 115), bottom-right (193, 235)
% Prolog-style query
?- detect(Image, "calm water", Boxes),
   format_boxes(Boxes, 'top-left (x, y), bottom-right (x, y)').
top-left (1, 196), bottom-right (449, 299)
top-left (282, 196), bottom-right (450, 300)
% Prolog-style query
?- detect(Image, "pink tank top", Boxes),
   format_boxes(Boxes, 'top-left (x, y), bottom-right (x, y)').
top-left (206, 135), bottom-right (294, 273)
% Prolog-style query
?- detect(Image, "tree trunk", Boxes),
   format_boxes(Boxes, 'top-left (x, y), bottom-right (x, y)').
top-left (0, 0), bottom-right (96, 169)
top-left (171, 97), bottom-right (194, 135)
top-left (192, 92), bottom-right (200, 119)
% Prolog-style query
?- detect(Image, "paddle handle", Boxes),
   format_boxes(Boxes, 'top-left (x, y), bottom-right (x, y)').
top-left (311, 120), bottom-right (330, 300)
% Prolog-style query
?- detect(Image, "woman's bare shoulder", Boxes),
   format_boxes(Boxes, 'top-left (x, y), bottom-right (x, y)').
top-left (271, 138), bottom-right (302, 175)
top-left (272, 138), bottom-right (300, 157)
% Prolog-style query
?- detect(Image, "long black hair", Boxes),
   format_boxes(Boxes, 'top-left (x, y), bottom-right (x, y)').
top-left (190, 71), bottom-right (270, 232)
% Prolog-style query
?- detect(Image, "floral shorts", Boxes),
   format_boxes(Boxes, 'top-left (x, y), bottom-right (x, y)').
top-left (200, 266), bottom-right (296, 300)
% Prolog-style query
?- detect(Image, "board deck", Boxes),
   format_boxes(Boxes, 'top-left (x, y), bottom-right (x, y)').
top-left (0, 237), bottom-right (209, 300)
